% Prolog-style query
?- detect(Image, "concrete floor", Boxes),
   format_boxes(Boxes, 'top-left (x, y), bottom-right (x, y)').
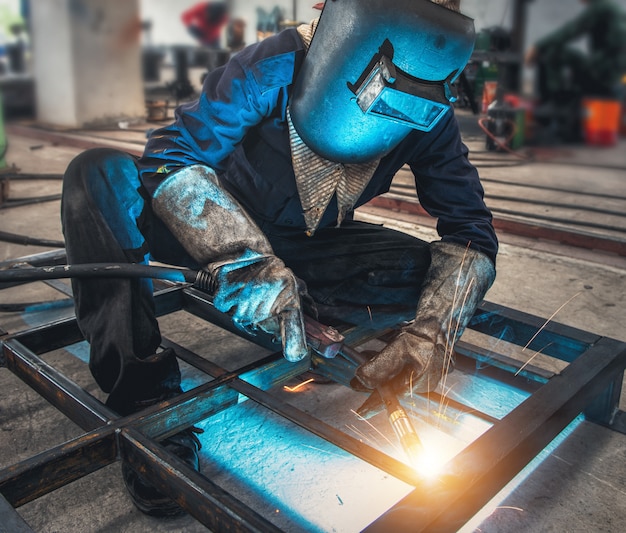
top-left (1, 113), bottom-right (626, 532)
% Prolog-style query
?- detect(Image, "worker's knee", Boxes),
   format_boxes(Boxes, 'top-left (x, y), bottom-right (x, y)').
top-left (62, 149), bottom-right (148, 251)
top-left (64, 148), bottom-right (138, 193)
top-left (63, 148), bottom-right (142, 217)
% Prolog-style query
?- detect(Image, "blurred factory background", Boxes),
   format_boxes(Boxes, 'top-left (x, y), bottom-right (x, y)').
top-left (0, 0), bottom-right (624, 144)
top-left (0, 2), bottom-right (626, 532)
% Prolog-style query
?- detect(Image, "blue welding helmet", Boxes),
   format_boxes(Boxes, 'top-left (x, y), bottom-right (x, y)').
top-left (290, 0), bottom-right (475, 163)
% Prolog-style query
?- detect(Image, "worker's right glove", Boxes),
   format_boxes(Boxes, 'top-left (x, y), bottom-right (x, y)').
top-left (353, 241), bottom-right (495, 418)
top-left (152, 165), bottom-right (308, 362)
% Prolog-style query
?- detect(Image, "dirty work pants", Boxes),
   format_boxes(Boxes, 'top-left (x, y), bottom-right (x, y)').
top-left (61, 148), bottom-right (431, 413)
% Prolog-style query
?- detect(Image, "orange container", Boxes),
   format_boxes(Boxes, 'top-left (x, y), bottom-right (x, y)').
top-left (581, 98), bottom-right (622, 146)
top-left (481, 81), bottom-right (498, 114)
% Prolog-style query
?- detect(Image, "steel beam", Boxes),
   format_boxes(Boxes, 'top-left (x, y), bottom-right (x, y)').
top-left (119, 427), bottom-right (282, 533)
top-left (1, 254), bottom-right (625, 532)
top-left (364, 337), bottom-right (626, 532)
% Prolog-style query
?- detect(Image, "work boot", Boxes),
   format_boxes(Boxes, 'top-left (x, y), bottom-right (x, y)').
top-left (122, 426), bottom-right (203, 517)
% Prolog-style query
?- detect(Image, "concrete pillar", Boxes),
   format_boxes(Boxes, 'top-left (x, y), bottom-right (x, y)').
top-left (30, 0), bottom-right (145, 128)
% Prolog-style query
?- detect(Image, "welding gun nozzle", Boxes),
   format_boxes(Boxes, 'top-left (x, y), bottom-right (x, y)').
top-left (388, 407), bottom-right (424, 461)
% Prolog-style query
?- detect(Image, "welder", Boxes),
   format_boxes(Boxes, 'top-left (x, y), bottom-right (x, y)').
top-left (61, 0), bottom-right (497, 517)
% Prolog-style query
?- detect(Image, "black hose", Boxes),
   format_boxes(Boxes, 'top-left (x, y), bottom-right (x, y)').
top-left (0, 230), bottom-right (65, 248)
top-left (1, 194), bottom-right (62, 208)
top-left (0, 262), bottom-right (203, 285)
top-left (0, 172), bottom-right (64, 180)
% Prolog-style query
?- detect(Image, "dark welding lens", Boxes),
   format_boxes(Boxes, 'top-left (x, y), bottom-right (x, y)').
top-left (353, 56), bottom-right (453, 131)
top-left (364, 87), bottom-right (450, 130)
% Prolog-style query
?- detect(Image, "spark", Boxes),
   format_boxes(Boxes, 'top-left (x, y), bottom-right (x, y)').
top-left (283, 378), bottom-right (315, 392)
top-left (496, 506), bottom-right (524, 512)
top-left (522, 292), bottom-right (582, 352)
top-left (351, 409), bottom-right (400, 452)
top-left (476, 325), bottom-right (513, 369)
top-left (437, 381), bottom-right (459, 427)
top-left (367, 305), bottom-right (373, 322)
top-left (301, 444), bottom-right (347, 459)
top-left (345, 423), bottom-right (376, 445)
top-left (435, 388), bottom-right (460, 426)
top-left (514, 343), bottom-right (554, 377)
top-left (438, 244), bottom-right (474, 422)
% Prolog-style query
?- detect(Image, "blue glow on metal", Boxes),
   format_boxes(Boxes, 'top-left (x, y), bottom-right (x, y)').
top-left (459, 415), bottom-right (586, 532)
top-left (445, 372), bottom-right (532, 420)
top-left (22, 299), bottom-right (75, 314)
top-left (194, 400), bottom-right (413, 532)
top-left (21, 302), bottom-right (78, 331)
top-left (156, 269), bottom-right (187, 283)
top-left (65, 340), bottom-right (90, 365)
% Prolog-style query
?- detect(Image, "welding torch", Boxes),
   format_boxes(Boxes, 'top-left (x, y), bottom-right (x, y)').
top-left (303, 315), bottom-right (424, 464)
top-left (0, 262), bottom-right (424, 462)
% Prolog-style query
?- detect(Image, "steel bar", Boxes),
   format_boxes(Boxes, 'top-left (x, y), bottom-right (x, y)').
top-left (0, 494), bottom-right (35, 533)
top-left (161, 337), bottom-right (425, 487)
top-left (181, 286), bottom-right (280, 351)
top-left (455, 337), bottom-right (554, 384)
top-left (119, 427), bottom-right (282, 533)
top-left (364, 337), bottom-right (626, 532)
top-left (0, 430), bottom-right (118, 507)
top-left (466, 302), bottom-right (624, 423)
top-left (2, 337), bottom-right (116, 430)
top-left (468, 301), bottom-right (600, 362)
top-left (0, 248), bottom-right (67, 271)
top-left (0, 368), bottom-right (242, 509)
top-left (128, 380), bottom-right (241, 442)
top-left (1, 251), bottom-right (625, 532)
top-left (161, 337), bottom-right (308, 391)
top-left (5, 317), bottom-right (83, 357)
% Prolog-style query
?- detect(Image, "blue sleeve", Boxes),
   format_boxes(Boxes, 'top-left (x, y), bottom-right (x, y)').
top-left (138, 31), bottom-right (301, 194)
top-left (408, 112), bottom-right (498, 265)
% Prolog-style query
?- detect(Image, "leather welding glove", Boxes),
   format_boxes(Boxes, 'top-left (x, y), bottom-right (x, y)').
top-left (152, 165), bottom-right (308, 362)
top-left (353, 241), bottom-right (495, 418)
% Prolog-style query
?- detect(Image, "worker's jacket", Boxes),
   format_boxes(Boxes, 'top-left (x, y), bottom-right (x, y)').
top-left (138, 27), bottom-right (498, 264)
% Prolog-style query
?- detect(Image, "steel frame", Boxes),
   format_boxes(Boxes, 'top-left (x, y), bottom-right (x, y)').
top-left (1, 252), bottom-right (625, 532)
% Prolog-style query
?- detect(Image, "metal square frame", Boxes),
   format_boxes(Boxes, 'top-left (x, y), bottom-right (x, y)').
top-left (1, 251), bottom-right (625, 532)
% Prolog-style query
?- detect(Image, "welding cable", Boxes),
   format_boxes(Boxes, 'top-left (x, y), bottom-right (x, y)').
top-left (0, 172), bottom-right (64, 180)
top-left (1, 194), bottom-right (62, 209)
top-left (0, 262), bottom-right (206, 285)
top-left (0, 230), bottom-right (65, 248)
top-left (0, 263), bottom-right (209, 313)
top-left (0, 172), bottom-right (64, 210)
top-left (477, 116), bottom-right (531, 162)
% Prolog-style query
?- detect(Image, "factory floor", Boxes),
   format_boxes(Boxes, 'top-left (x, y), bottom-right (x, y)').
top-left (0, 109), bottom-right (625, 532)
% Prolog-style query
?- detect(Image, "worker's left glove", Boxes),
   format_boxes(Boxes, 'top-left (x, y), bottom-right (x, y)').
top-left (353, 241), bottom-right (495, 418)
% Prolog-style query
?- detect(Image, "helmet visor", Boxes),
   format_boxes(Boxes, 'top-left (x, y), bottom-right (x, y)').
top-left (352, 50), bottom-right (456, 131)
